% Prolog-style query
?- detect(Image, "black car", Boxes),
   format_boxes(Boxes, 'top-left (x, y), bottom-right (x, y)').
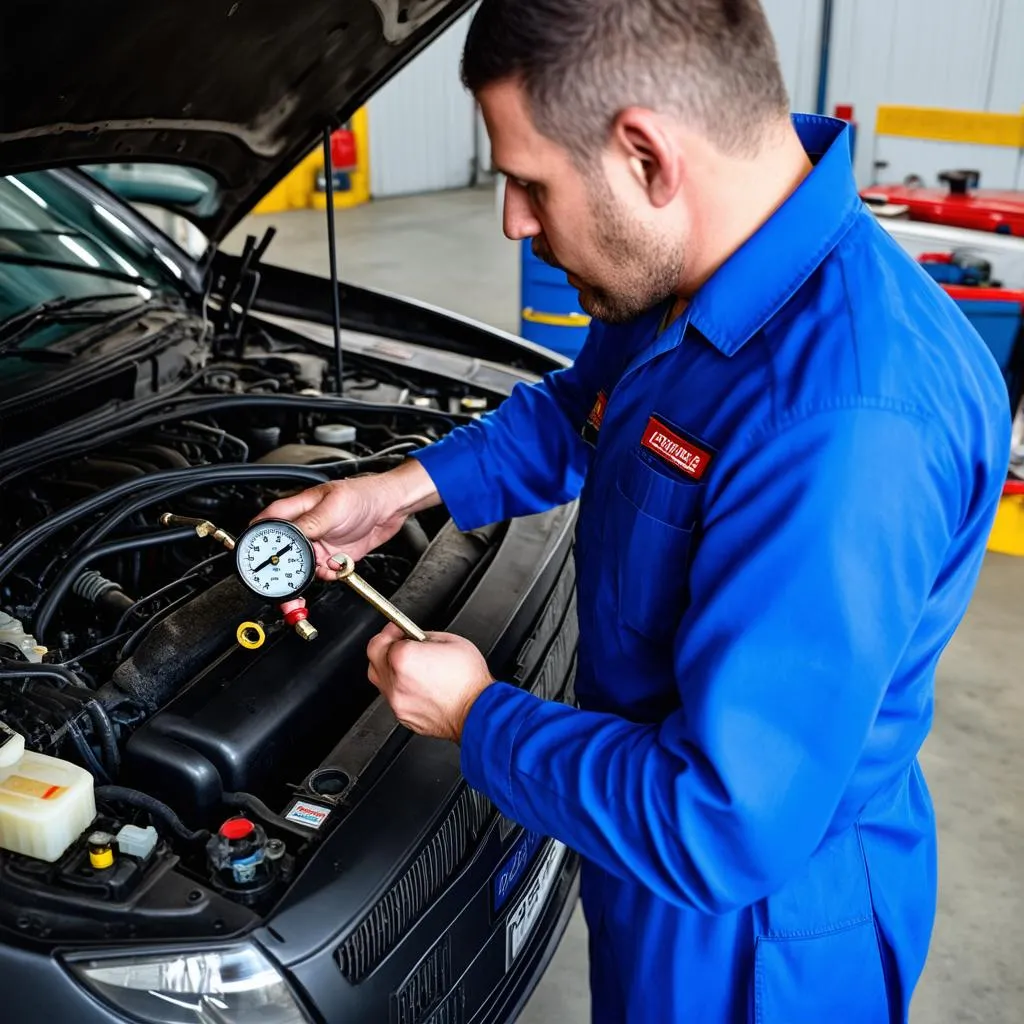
top-left (0, 3), bottom-right (580, 1021)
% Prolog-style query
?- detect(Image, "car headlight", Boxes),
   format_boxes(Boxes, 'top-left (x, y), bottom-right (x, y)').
top-left (65, 943), bottom-right (312, 1024)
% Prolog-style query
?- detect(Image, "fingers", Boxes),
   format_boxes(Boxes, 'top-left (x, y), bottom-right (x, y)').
top-left (366, 626), bottom-right (401, 668)
top-left (377, 623), bottom-right (406, 645)
top-left (251, 485), bottom-right (331, 538)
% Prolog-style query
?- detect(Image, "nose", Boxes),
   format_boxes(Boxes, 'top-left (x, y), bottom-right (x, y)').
top-left (503, 179), bottom-right (542, 241)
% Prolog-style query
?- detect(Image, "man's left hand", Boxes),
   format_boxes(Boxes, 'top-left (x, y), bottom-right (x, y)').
top-left (366, 624), bottom-right (495, 743)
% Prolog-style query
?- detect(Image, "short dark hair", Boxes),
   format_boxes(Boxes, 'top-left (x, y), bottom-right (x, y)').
top-left (462, 0), bottom-right (790, 161)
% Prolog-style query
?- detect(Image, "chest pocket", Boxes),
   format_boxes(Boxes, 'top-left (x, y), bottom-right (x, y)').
top-left (612, 447), bottom-right (704, 643)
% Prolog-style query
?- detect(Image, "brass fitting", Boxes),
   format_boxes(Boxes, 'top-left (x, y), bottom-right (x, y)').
top-left (293, 619), bottom-right (319, 642)
top-left (160, 514), bottom-right (236, 551)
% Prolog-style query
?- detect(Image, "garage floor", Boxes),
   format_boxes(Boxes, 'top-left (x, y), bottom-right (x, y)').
top-left (227, 187), bottom-right (1024, 1024)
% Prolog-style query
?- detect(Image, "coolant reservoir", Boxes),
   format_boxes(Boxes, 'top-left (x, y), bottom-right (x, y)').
top-left (0, 720), bottom-right (96, 862)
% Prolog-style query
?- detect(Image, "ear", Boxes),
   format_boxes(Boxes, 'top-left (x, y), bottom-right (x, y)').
top-left (610, 108), bottom-right (681, 208)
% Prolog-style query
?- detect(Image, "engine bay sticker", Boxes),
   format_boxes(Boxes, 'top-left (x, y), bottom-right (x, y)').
top-left (285, 800), bottom-right (332, 830)
top-left (0, 775), bottom-right (64, 800)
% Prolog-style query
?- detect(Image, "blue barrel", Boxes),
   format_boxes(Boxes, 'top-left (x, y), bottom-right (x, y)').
top-left (519, 241), bottom-right (592, 359)
top-left (953, 295), bottom-right (1022, 378)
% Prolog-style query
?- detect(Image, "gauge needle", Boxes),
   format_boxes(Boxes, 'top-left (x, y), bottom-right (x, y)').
top-left (252, 543), bottom-right (293, 575)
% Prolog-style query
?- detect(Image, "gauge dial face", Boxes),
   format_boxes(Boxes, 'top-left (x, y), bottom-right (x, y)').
top-left (235, 520), bottom-right (316, 600)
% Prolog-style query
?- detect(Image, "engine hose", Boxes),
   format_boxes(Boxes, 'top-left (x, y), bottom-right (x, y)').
top-left (0, 393), bottom-right (467, 488)
top-left (32, 528), bottom-right (197, 644)
top-left (112, 572), bottom-right (204, 636)
top-left (47, 700), bottom-right (114, 781)
top-left (0, 367), bottom-right (213, 473)
top-left (83, 699), bottom-right (120, 778)
top-left (95, 786), bottom-right (208, 844)
top-left (0, 464), bottom-right (329, 590)
top-left (2, 683), bottom-right (112, 784)
top-left (0, 659), bottom-right (89, 690)
top-left (25, 684), bottom-right (119, 778)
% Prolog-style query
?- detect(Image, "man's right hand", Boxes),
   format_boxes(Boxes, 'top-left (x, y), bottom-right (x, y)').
top-left (252, 459), bottom-right (441, 579)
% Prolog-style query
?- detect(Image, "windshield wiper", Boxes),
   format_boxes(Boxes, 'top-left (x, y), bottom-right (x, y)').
top-left (0, 252), bottom-right (155, 288)
top-left (0, 293), bottom-right (148, 357)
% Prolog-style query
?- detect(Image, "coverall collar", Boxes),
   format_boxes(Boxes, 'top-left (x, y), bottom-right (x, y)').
top-left (687, 114), bottom-right (863, 357)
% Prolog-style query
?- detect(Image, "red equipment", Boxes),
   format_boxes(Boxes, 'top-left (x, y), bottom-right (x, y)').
top-left (862, 171), bottom-right (1024, 237)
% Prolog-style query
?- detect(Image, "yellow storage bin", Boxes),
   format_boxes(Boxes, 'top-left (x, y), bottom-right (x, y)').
top-left (252, 107), bottom-right (370, 215)
top-left (988, 483), bottom-right (1024, 557)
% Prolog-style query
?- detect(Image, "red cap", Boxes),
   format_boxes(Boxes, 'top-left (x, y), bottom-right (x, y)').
top-left (834, 104), bottom-right (855, 122)
top-left (281, 597), bottom-right (308, 626)
top-left (219, 817), bottom-right (255, 841)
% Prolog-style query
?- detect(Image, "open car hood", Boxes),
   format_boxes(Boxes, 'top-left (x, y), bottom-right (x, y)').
top-left (0, 0), bottom-right (472, 241)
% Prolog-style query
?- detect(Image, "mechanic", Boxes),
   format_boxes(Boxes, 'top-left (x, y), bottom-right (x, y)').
top-left (256, 1), bottom-right (1011, 1020)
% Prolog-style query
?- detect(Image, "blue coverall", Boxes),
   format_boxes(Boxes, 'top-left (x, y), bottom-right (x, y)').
top-left (413, 115), bottom-right (1011, 1022)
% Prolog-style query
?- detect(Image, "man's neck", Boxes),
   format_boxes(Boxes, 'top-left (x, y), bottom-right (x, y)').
top-left (679, 123), bottom-right (813, 299)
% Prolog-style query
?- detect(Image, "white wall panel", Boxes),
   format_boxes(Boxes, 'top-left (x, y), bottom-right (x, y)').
top-left (827, 0), bottom-right (1020, 187)
top-left (988, 0), bottom-right (1024, 112)
top-left (368, 8), bottom-right (478, 198)
top-left (761, 0), bottom-right (824, 114)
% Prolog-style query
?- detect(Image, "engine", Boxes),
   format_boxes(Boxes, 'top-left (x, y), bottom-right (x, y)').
top-left (0, 330), bottom-right (496, 920)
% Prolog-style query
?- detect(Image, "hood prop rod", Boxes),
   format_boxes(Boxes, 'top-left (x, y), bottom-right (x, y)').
top-left (322, 126), bottom-right (344, 397)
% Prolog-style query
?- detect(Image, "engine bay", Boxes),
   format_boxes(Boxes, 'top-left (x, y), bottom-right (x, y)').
top-left (0, 306), bottom-right (504, 937)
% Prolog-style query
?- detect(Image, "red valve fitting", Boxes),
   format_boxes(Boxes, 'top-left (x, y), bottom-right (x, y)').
top-left (280, 598), bottom-right (318, 641)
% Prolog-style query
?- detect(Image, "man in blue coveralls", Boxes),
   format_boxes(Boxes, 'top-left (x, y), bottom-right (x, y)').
top-left (258, 1), bottom-right (1011, 1019)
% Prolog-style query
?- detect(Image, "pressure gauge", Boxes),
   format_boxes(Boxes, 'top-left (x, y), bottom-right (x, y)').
top-left (234, 520), bottom-right (316, 600)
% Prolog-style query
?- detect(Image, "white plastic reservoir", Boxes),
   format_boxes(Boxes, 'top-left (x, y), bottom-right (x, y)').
top-left (0, 720), bottom-right (96, 862)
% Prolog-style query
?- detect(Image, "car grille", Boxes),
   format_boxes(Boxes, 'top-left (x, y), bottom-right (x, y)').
top-left (423, 990), bottom-right (465, 1024)
top-left (391, 936), bottom-right (452, 1024)
top-left (338, 551), bottom-right (578, 985)
top-left (338, 787), bottom-right (493, 983)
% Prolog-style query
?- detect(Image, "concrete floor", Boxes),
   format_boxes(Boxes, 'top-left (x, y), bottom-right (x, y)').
top-left (228, 188), bottom-right (1024, 1024)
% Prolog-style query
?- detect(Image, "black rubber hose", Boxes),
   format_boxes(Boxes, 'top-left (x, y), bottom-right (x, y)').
top-left (0, 659), bottom-right (89, 690)
top-left (32, 528), bottom-right (197, 644)
top-left (83, 698), bottom-right (120, 778)
top-left (0, 393), bottom-right (466, 488)
top-left (0, 464), bottom-right (329, 590)
top-left (95, 786), bottom-right (208, 844)
top-left (3, 683), bottom-right (112, 784)
top-left (113, 571), bottom-right (204, 636)
top-left (63, 716), bottom-right (112, 784)
top-left (18, 681), bottom-right (119, 777)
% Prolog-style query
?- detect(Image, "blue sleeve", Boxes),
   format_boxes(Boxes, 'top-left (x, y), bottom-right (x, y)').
top-left (460, 406), bottom-right (962, 914)
top-left (411, 325), bottom-right (608, 530)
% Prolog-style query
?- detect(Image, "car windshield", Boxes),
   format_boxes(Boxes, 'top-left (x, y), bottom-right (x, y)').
top-left (0, 171), bottom-right (187, 328)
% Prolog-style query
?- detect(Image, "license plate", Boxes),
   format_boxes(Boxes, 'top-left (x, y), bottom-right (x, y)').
top-left (505, 840), bottom-right (567, 969)
top-left (493, 829), bottom-right (544, 913)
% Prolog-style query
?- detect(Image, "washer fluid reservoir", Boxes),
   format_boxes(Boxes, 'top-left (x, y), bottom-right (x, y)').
top-left (0, 719), bottom-right (96, 861)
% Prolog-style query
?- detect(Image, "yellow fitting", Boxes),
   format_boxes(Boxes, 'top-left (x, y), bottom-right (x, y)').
top-left (237, 622), bottom-right (267, 650)
top-left (87, 832), bottom-right (115, 870)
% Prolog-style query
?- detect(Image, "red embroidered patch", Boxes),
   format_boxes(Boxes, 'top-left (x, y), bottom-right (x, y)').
top-left (641, 417), bottom-right (712, 480)
top-left (587, 391), bottom-right (608, 433)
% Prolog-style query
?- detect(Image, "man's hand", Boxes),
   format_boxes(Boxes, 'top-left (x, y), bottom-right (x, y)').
top-left (366, 624), bottom-right (495, 743)
top-left (252, 460), bottom-right (440, 578)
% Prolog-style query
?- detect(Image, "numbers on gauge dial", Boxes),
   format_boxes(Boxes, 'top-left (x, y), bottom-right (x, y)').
top-left (237, 522), bottom-right (313, 599)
